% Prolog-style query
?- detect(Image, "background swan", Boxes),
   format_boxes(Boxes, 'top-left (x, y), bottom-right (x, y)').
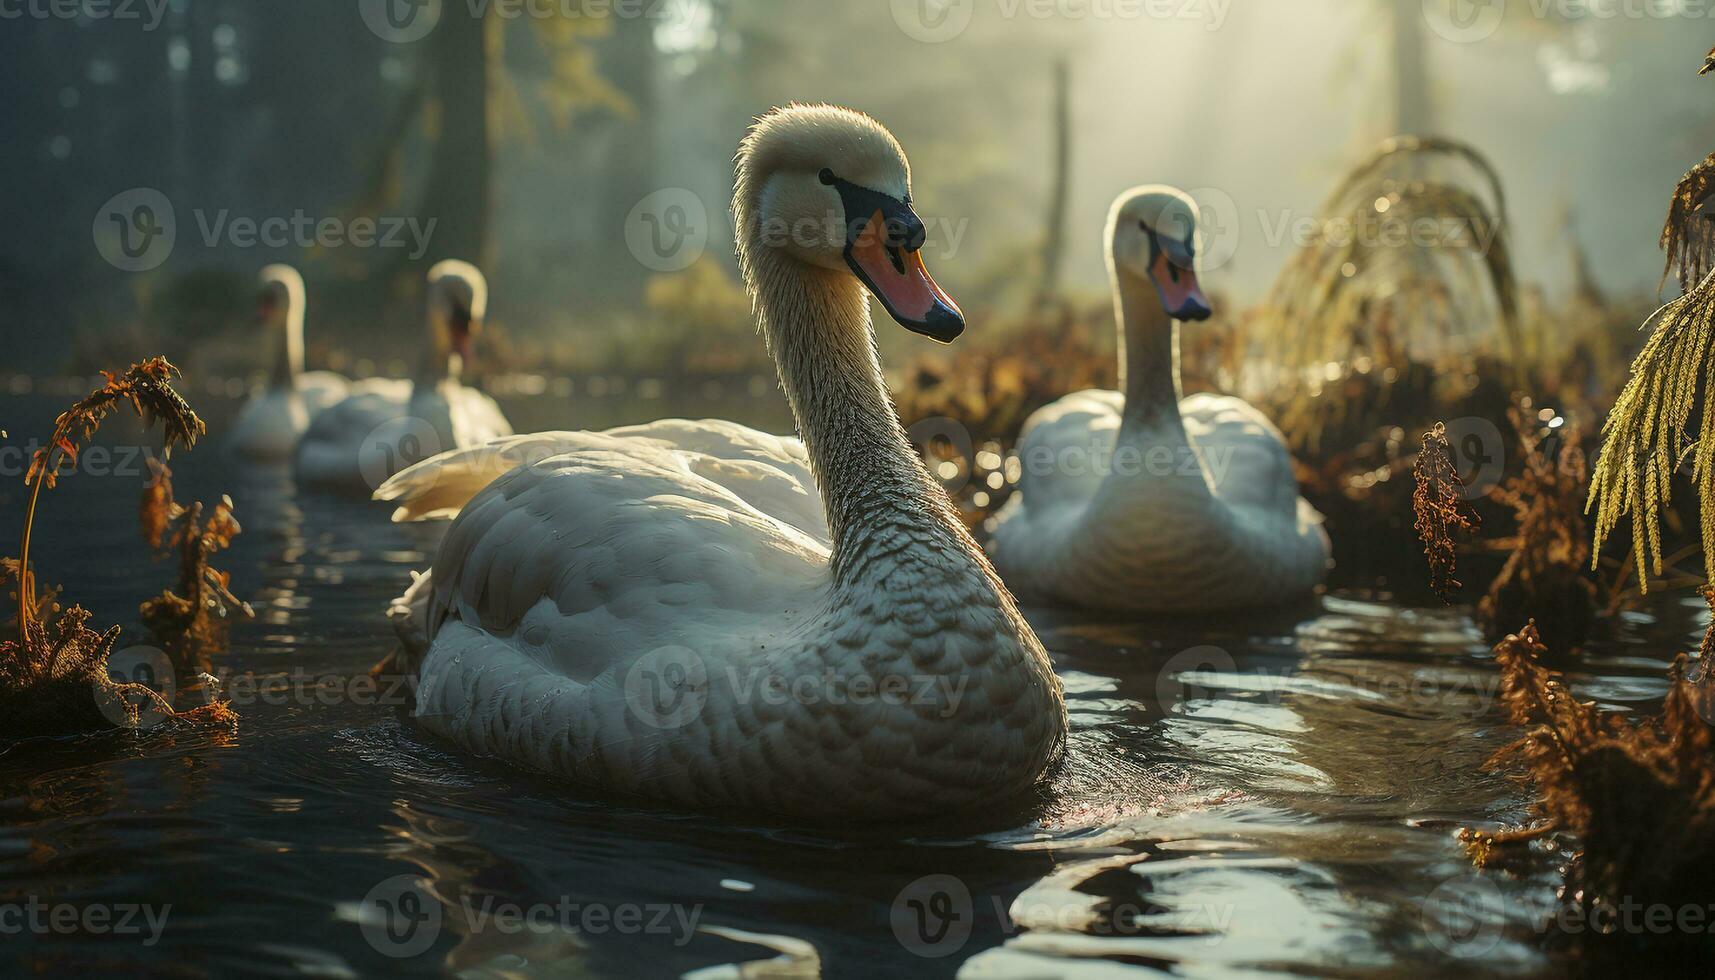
top-left (988, 187), bottom-right (1329, 612)
top-left (227, 265), bottom-right (349, 460)
top-left (377, 104), bottom-right (1066, 819)
top-left (294, 260), bottom-right (512, 493)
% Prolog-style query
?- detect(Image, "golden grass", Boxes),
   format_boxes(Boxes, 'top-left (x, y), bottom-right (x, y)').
top-left (1586, 268), bottom-right (1715, 592)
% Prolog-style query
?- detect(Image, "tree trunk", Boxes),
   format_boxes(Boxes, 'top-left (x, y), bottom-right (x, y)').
top-left (597, 12), bottom-right (659, 306)
top-left (1392, 0), bottom-right (1433, 135)
top-left (1034, 58), bottom-right (1071, 312)
top-left (418, 9), bottom-right (495, 269)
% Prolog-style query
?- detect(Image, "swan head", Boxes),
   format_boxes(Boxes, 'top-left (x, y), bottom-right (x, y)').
top-left (736, 104), bottom-right (964, 343)
top-left (256, 264), bottom-right (305, 330)
top-left (426, 259), bottom-right (488, 368)
top-left (1107, 186), bottom-right (1212, 323)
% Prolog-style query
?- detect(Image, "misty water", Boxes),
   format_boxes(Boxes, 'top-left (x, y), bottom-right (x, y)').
top-left (0, 388), bottom-right (1698, 978)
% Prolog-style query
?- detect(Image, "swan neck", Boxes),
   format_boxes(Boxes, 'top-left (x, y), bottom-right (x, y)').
top-left (1114, 263), bottom-right (1183, 434)
top-left (272, 307), bottom-right (305, 386)
top-left (417, 320), bottom-right (459, 385)
top-left (746, 247), bottom-right (972, 584)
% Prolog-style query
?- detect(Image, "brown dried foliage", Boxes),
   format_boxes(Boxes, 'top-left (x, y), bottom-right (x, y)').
top-left (1660, 152), bottom-right (1715, 295)
top-left (138, 461), bottom-right (252, 670)
top-left (1413, 423), bottom-right (1482, 602)
top-left (2, 359), bottom-right (233, 738)
top-left (15, 358), bottom-right (205, 631)
top-left (1477, 406), bottom-right (1598, 647)
top-left (0, 567), bottom-right (235, 738)
top-left (25, 357), bottom-right (203, 493)
top-left (1488, 621), bottom-right (1715, 942)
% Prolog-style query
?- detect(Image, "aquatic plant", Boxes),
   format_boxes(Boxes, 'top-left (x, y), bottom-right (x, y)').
top-left (15, 357), bottom-right (204, 637)
top-left (1476, 405), bottom-right (1598, 647)
top-left (1412, 422), bottom-right (1481, 602)
top-left (0, 358), bottom-right (234, 737)
top-left (138, 460), bottom-right (253, 670)
top-left (1480, 620), bottom-right (1715, 950)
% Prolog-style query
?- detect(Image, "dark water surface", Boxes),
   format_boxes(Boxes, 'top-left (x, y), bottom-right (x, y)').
top-left (0, 387), bottom-right (1703, 978)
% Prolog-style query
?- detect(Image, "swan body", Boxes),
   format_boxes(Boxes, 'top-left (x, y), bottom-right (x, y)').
top-left (379, 105), bottom-right (1066, 819)
top-left (228, 266), bottom-right (351, 460)
top-left (294, 261), bottom-right (512, 493)
top-left (988, 187), bottom-right (1329, 612)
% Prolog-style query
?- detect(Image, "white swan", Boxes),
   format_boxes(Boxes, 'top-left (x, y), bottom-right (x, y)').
top-left (294, 260), bottom-right (512, 493)
top-left (228, 265), bottom-right (349, 460)
top-left (987, 187), bottom-right (1329, 612)
top-left (375, 105), bottom-right (1067, 819)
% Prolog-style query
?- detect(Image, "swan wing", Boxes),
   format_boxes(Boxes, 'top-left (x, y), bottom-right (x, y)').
top-left (418, 447), bottom-right (828, 662)
top-left (606, 420), bottom-right (823, 540)
top-left (378, 421), bottom-right (827, 542)
top-left (294, 386), bottom-right (413, 490)
top-left (295, 371), bottom-right (351, 416)
top-left (1009, 388), bottom-right (1124, 512)
top-left (1180, 392), bottom-right (1302, 516)
top-left (441, 384), bottom-right (514, 449)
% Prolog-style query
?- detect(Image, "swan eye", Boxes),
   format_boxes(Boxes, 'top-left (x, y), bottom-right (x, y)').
top-left (819, 168), bottom-right (836, 185)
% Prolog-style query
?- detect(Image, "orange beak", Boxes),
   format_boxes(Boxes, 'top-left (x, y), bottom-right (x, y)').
top-left (845, 208), bottom-right (964, 343)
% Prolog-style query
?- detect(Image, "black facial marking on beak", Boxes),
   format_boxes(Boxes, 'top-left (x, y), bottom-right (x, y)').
top-left (821, 167), bottom-right (964, 343)
top-left (1141, 222), bottom-right (1212, 323)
